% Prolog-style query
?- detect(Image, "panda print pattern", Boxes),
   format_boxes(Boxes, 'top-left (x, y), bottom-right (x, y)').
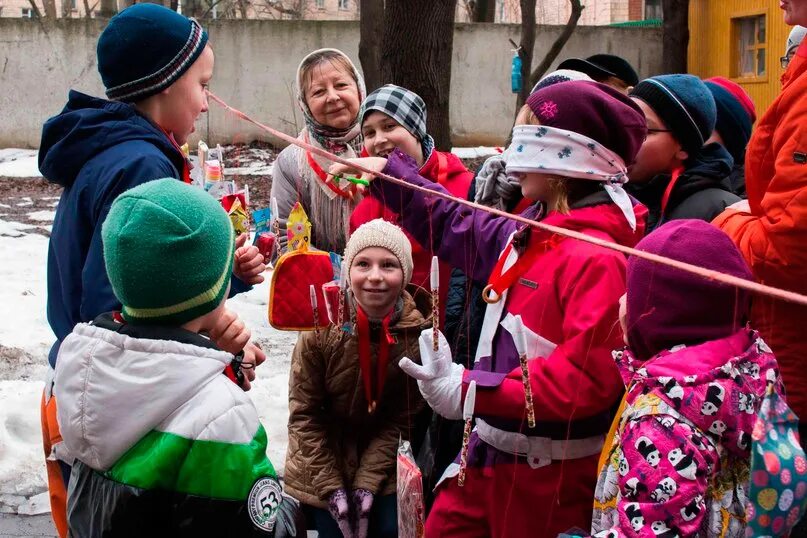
top-left (589, 329), bottom-right (783, 537)
top-left (667, 448), bottom-right (698, 480)
top-left (650, 477), bottom-right (678, 503)
top-left (701, 382), bottom-right (725, 416)
top-left (625, 503), bottom-right (644, 533)
top-left (651, 520), bottom-right (680, 538)
top-left (634, 436), bottom-right (661, 467)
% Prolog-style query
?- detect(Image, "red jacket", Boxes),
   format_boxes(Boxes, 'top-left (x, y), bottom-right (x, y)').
top-left (468, 198), bottom-right (648, 426)
top-left (713, 41), bottom-right (807, 420)
top-left (350, 150), bottom-right (473, 324)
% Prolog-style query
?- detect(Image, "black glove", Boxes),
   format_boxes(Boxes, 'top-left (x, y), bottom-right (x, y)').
top-left (273, 492), bottom-right (305, 538)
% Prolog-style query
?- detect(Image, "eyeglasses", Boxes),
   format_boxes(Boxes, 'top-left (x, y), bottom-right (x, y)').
top-left (781, 55), bottom-right (791, 69)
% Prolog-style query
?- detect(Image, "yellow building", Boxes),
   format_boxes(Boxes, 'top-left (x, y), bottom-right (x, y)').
top-left (689, 0), bottom-right (793, 116)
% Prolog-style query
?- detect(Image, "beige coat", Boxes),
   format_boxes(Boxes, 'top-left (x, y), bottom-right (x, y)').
top-left (284, 290), bottom-right (430, 508)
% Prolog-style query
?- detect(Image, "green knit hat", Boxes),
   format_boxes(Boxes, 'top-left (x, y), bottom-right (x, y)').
top-left (102, 178), bottom-right (235, 326)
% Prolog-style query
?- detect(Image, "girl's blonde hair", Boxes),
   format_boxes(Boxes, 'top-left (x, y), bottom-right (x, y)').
top-left (516, 104), bottom-right (598, 214)
top-left (299, 50), bottom-right (357, 96)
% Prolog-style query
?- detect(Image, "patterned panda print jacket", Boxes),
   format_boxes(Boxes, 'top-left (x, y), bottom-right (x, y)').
top-left (591, 328), bottom-right (783, 537)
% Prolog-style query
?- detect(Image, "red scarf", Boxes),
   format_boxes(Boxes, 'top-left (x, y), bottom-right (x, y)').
top-left (158, 128), bottom-right (192, 184)
top-left (305, 134), bottom-right (353, 199)
top-left (356, 305), bottom-right (395, 413)
top-left (484, 229), bottom-right (563, 302)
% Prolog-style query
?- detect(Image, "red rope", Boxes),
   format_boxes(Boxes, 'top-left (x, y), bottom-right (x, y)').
top-left (207, 91), bottom-right (807, 308)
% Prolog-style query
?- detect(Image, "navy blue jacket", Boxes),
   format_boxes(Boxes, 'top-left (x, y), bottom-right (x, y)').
top-left (40, 91), bottom-right (248, 367)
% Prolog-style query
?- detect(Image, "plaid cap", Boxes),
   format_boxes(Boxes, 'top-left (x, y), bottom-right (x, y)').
top-left (360, 84), bottom-right (428, 141)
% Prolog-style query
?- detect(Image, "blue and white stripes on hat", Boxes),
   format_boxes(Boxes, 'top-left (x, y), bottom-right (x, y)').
top-left (98, 4), bottom-right (209, 103)
top-left (360, 84), bottom-right (435, 158)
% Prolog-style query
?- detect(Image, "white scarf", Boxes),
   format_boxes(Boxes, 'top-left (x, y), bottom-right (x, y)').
top-left (505, 125), bottom-right (636, 230)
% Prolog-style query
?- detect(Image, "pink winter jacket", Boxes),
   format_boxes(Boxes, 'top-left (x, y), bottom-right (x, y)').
top-left (591, 329), bottom-right (782, 537)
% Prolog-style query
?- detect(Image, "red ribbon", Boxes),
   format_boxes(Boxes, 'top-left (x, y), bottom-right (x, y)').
top-left (305, 134), bottom-right (353, 199)
top-left (660, 166), bottom-right (685, 219)
top-left (483, 231), bottom-right (562, 302)
top-left (356, 305), bottom-right (394, 413)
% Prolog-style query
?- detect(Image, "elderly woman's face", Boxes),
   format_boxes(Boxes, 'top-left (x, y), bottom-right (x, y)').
top-left (782, 0), bottom-right (807, 26)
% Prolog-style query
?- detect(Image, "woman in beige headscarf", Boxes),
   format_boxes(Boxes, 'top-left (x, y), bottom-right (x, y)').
top-left (270, 48), bottom-right (366, 254)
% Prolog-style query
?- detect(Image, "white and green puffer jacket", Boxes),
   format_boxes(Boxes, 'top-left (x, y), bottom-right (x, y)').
top-left (54, 314), bottom-right (282, 537)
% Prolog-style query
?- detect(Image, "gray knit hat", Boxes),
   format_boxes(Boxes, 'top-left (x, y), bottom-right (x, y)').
top-left (344, 219), bottom-right (413, 287)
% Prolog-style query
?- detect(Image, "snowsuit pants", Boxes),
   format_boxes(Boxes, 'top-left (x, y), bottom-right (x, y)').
top-left (425, 455), bottom-right (599, 538)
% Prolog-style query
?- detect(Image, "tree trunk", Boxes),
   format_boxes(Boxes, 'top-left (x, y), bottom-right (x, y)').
top-left (516, 0), bottom-right (536, 108)
top-left (359, 0), bottom-right (384, 92)
top-left (42, 0), bottom-right (57, 17)
top-left (662, 0), bottom-right (689, 73)
top-left (472, 0), bottom-right (494, 22)
top-left (183, 0), bottom-right (203, 17)
top-left (98, 0), bottom-right (116, 17)
top-left (528, 0), bottom-right (583, 89)
top-left (118, 0), bottom-right (135, 11)
top-left (26, 0), bottom-right (42, 17)
top-left (381, 0), bottom-right (457, 150)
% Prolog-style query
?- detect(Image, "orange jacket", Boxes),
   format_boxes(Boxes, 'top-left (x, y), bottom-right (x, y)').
top-left (713, 41), bottom-right (807, 418)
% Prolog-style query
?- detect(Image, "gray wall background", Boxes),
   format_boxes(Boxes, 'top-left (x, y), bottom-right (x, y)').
top-left (0, 19), bottom-right (662, 148)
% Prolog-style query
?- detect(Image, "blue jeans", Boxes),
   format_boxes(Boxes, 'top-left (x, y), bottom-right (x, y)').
top-left (304, 494), bottom-right (398, 537)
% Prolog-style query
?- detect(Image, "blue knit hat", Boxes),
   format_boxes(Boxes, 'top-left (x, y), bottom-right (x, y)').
top-left (97, 4), bottom-right (209, 103)
top-left (630, 74), bottom-right (717, 154)
top-left (704, 78), bottom-right (755, 164)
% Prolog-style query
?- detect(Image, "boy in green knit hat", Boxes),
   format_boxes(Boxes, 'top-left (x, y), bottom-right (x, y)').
top-left (53, 179), bottom-right (300, 537)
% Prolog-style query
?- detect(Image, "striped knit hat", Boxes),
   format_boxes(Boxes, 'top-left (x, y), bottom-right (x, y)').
top-left (360, 84), bottom-right (435, 159)
top-left (102, 178), bottom-right (235, 326)
top-left (98, 4), bottom-right (208, 103)
top-left (630, 74), bottom-right (716, 153)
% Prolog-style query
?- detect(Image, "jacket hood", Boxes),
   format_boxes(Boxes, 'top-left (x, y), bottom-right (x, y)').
top-left (618, 329), bottom-right (778, 458)
top-left (38, 90), bottom-right (182, 188)
top-left (629, 143), bottom-right (734, 215)
top-left (626, 219), bottom-right (753, 361)
top-left (53, 320), bottom-right (233, 470)
top-left (673, 142), bottom-right (735, 200)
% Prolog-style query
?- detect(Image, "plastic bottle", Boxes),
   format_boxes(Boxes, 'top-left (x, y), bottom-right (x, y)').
top-left (511, 50), bottom-right (523, 94)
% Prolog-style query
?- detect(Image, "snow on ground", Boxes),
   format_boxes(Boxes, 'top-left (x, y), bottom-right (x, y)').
top-left (0, 196), bottom-right (295, 514)
top-left (0, 150), bottom-right (40, 179)
top-left (26, 211), bottom-right (55, 222)
top-left (451, 146), bottom-right (501, 159)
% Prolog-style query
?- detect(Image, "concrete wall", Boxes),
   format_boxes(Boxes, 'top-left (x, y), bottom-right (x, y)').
top-left (0, 19), bottom-right (662, 148)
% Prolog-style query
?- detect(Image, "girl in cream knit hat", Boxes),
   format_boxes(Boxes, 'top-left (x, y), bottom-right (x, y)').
top-left (285, 219), bottom-right (430, 538)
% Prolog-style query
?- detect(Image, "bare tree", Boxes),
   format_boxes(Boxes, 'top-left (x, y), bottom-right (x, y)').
top-left (471, 0), bottom-right (494, 21)
top-left (514, 0), bottom-right (583, 108)
top-left (358, 0), bottom-right (384, 91)
top-left (41, 0), bottom-right (58, 17)
top-left (98, 0), bottom-right (117, 17)
top-left (662, 0), bottom-right (688, 73)
top-left (26, 0), bottom-right (42, 17)
top-left (380, 0), bottom-right (458, 150)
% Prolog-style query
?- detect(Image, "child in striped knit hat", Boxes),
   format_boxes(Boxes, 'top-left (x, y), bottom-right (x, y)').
top-left (38, 6), bottom-right (264, 534)
top-left (54, 179), bottom-right (300, 537)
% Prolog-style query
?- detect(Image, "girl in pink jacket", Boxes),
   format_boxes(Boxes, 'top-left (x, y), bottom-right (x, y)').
top-left (591, 219), bottom-right (785, 537)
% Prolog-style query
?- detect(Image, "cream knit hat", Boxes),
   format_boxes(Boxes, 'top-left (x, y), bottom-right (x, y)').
top-left (344, 219), bottom-right (414, 287)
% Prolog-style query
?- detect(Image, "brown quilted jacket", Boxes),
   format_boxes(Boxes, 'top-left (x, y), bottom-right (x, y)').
top-left (284, 289), bottom-right (430, 508)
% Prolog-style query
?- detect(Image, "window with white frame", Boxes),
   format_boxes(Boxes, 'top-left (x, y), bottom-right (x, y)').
top-left (732, 14), bottom-right (767, 78)
top-left (338, 0), bottom-right (349, 10)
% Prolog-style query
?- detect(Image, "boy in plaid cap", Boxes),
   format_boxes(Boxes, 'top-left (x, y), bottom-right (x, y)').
top-left (350, 84), bottom-right (473, 321)
top-left (37, 5), bottom-right (264, 535)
